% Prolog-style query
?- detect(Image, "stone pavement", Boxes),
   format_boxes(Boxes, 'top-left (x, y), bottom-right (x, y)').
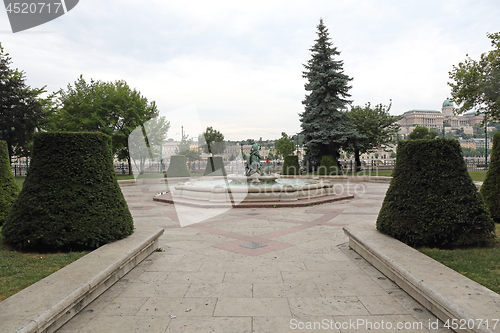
top-left (56, 180), bottom-right (451, 333)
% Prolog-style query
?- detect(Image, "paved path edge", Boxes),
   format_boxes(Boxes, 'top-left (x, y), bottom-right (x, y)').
top-left (0, 223), bottom-right (164, 333)
top-left (344, 222), bottom-right (500, 333)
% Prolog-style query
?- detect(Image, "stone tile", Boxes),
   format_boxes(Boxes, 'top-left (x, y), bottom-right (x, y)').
top-left (223, 271), bottom-right (283, 283)
top-left (253, 282), bottom-right (321, 298)
top-left (119, 282), bottom-right (190, 298)
top-left (185, 283), bottom-right (252, 298)
top-left (74, 315), bottom-right (171, 333)
top-left (333, 314), bottom-right (432, 333)
top-left (304, 260), bottom-right (360, 271)
top-left (281, 271), bottom-right (343, 284)
top-left (214, 298), bottom-right (291, 317)
top-left (316, 279), bottom-right (387, 297)
top-left (99, 297), bottom-right (149, 316)
top-left (136, 297), bottom-right (217, 317)
top-left (288, 297), bottom-right (370, 317)
top-left (358, 295), bottom-right (409, 315)
top-left (254, 316), bottom-right (340, 333)
top-left (135, 271), bottom-right (168, 283)
top-left (165, 317), bottom-right (252, 332)
top-left (162, 271), bottom-right (225, 284)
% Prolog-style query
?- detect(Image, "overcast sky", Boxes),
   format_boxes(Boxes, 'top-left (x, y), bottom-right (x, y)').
top-left (1, 0), bottom-right (499, 141)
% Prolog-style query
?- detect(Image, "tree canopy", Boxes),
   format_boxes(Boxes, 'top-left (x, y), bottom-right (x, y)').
top-left (199, 126), bottom-right (225, 155)
top-left (275, 132), bottom-right (295, 158)
top-left (409, 125), bottom-right (437, 140)
top-left (0, 43), bottom-right (45, 161)
top-left (347, 102), bottom-right (400, 169)
top-left (448, 32), bottom-right (500, 122)
top-left (48, 76), bottom-right (162, 174)
top-left (300, 19), bottom-right (361, 168)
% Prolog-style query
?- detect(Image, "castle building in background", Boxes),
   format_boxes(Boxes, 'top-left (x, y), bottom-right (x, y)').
top-left (398, 98), bottom-right (484, 138)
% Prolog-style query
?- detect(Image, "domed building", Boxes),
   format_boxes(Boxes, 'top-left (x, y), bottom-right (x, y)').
top-left (398, 98), bottom-right (484, 137)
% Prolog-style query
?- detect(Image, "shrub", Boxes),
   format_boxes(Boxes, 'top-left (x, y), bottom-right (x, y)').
top-left (0, 141), bottom-right (20, 227)
top-left (481, 132), bottom-right (500, 223)
top-left (1, 132), bottom-right (134, 251)
top-left (282, 155), bottom-right (300, 175)
top-left (166, 155), bottom-right (190, 177)
top-left (203, 156), bottom-right (227, 176)
top-left (317, 155), bottom-right (339, 175)
top-left (376, 138), bottom-right (495, 248)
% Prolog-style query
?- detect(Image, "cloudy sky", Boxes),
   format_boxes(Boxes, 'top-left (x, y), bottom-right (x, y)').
top-left (1, 0), bottom-right (499, 141)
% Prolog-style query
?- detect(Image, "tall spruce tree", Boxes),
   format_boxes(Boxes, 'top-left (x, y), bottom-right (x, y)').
top-left (300, 19), bottom-right (361, 169)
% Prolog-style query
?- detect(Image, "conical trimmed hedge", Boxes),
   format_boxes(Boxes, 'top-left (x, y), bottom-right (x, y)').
top-left (204, 156), bottom-right (227, 176)
top-left (481, 132), bottom-right (500, 223)
top-left (0, 141), bottom-right (20, 227)
top-left (376, 138), bottom-right (494, 248)
top-left (282, 155), bottom-right (300, 175)
top-left (2, 132), bottom-right (134, 251)
top-left (166, 155), bottom-right (190, 177)
top-left (318, 155), bottom-right (339, 175)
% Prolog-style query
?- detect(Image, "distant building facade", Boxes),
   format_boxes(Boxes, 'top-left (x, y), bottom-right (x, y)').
top-left (398, 98), bottom-right (484, 137)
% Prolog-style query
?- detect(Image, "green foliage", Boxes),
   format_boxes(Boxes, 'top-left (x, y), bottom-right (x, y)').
top-left (317, 155), bottom-right (340, 175)
top-left (1, 132), bottom-right (134, 251)
top-left (281, 155), bottom-right (300, 175)
top-left (300, 19), bottom-right (362, 166)
top-left (0, 141), bottom-right (20, 226)
top-left (275, 132), bottom-right (295, 158)
top-left (181, 149), bottom-right (201, 162)
top-left (409, 125), bottom-right (437, 140)
top-left (480, 132), bottom-right (500, 223)
top-left (176, 133), bottom-right (193, 155)
top-left (204, 156), bottom-right (227, 176)
top-left (166, 155), bottom-right (190, 177)
top-left (347, 102), bottom-right (400, 153)
top-left (449, 32), bottom-right (500, 122)
top-left (49, 76), bottom-right (160, 174)
top-left (0, 43), bottom-right (46, 161)
top-left (200, 126), bottom-right (226, 155)
top-left (377, 139), bottom-right (495, 248)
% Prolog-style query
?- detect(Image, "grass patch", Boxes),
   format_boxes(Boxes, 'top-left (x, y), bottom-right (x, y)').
top-left (419, 224), bottom-right (500, 294)
top-left (468, 171), bottom-right (487, 182)
top-left (0, 227), bottom-right (89, 301)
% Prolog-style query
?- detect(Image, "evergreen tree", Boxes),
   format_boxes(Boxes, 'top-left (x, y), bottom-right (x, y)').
top-left (300, 19), bottom-right (361, 169)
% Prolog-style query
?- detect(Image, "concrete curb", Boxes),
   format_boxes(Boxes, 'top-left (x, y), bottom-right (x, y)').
top-left (0, 223), bottom-right (164, 333)
top-left (344, 222), bottom-right (500, 333)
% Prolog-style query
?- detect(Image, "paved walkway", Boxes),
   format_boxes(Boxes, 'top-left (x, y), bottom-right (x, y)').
top-left (57, 180), bottom-right (450, 333)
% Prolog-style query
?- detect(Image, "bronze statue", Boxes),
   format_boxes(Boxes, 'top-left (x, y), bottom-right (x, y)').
top-left (245, 143), bottom-right (262, 176)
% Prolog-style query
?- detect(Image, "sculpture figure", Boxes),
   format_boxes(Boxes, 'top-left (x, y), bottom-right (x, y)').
top-left (245, 143), bottom-right (262, 176)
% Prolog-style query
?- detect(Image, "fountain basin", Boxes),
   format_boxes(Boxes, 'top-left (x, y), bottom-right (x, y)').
top-left (171, 176), bottom-right (336, 203)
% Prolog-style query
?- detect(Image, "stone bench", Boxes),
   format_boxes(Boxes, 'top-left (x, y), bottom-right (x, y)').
top-left (0, 223), bottom-right (164, 333)
top-left (344, 222), bottom-right (500, 333)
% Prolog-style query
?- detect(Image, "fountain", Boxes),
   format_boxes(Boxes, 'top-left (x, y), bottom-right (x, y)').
top-left (155, 143), bottom-right (350, 207)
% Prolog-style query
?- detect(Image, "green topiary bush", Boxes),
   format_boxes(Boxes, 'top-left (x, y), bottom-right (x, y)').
top-left (481, 132), bottom-right (500, 223)
top-left (0, 141), bottom-right (20, 227)
top-left (166, 155), bottom-right (190, 177)
top-left (317, 155), bottom-right (340, 175)
top-left (281, 155), bottom-right (300, 175)
top-left (376, 138), bottom-right (495, 248)
top-left (1, 132), bottom-right (134, 251)
top-left (204, 156), bottom-right (227, 176)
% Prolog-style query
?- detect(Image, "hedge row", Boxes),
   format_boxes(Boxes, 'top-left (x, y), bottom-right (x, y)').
top-left (0, 141), bottom-right (20, 227)
top-left (376, 138), bottom-right (495, 248)
top-left (480, 132), bottom-right (500, 223)
top-left (281, 155), bottom-right (300, 175)
top-left (2, 132), bottom-right (134, 251)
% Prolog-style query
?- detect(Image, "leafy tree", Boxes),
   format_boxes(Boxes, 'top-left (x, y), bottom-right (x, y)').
top-left (275, 132), bottom-right (295, 158)
top-left (448, 32), bottom-right (500, 122)
top-left (347, 102), bottom-right (400, 170)
top-left (300, 19), bottom-right (362, 169)
top-left (409, 125), bottom-right (437, 140)
top-left (128, 116), bottom-right (170, 174)
top-left (199, 126), bottom-right (226, 155)
top-left (0, 43), bottom-right (45, 162)
top-left (49, 76), bottom-right (160, 174)
top-left (176, 133), bottom-right (193, 155)
top-left (183, 149), bottom-right (201, 162)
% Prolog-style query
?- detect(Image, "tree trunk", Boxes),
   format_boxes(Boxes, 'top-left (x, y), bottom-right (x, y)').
top-left (355, 149), bottom-right (361, 171)
top-left (127, 153), bottom-right (133, 175)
